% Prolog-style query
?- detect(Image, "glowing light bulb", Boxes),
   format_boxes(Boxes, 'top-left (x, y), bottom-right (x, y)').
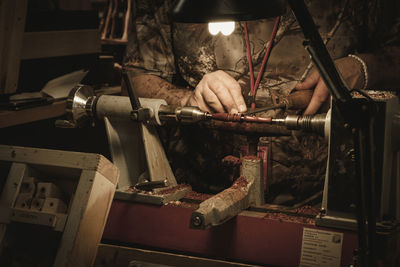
top-left (208, 22), bottom-right (220, 35)
top-left (208, 21), bottom-right (235, 36)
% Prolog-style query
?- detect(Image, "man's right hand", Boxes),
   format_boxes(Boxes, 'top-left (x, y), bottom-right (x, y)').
top-left (186, 70), bottom-right (247, 114)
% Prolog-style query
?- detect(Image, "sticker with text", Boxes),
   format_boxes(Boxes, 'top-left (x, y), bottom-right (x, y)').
top-left (300, 227), bottom-right (343, 267)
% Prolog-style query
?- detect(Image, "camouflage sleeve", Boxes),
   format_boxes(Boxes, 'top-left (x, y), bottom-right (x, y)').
top-left (123, 0), bottom-right (176, 82)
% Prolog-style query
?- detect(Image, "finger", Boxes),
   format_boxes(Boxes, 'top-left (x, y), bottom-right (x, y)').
top-left (207, 80), bottom-right (238, 114)
top-left (202, 87), bottom-right (225, 113)
top-left (303, 79), bottom-right (330, 115)
top-left (222, 79), bottom-right (247, 113)
top-left (320, 97), bottom-right (331, 113)
top-left (296, 70), bottom-right (320, 90)
top-left (217, 72), bottom-right (247, 113)
top-left (187, 91), bottom-right (212, 113)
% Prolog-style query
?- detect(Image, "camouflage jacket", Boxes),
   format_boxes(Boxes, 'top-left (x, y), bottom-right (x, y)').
top-left (124, 0), bottom-right (399, 200)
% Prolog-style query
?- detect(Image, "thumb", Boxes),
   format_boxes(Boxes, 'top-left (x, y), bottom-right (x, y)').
top-left (296, 71), bottom-right (320, 90)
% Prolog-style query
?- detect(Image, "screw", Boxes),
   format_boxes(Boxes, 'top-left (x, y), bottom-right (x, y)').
top-left (320, 208), bottom-right (326, 215)
top-left (192, 216), bottom-right (202, 227)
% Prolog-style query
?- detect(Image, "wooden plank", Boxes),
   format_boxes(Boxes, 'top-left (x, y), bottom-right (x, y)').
top-left (55, 170), bottom-right (116, 267)
top-left (0, 86), bottom-right (121, 129)
top-left (69, 172), bottom-right (116, 267)
top-left (95, 156), bottom-right (119, 185)
top-left (103, 117), bottom-right (145, 188)
top-left (115, 186), bottom-right (191, 205)
top-left (141, 123), bottom-right (177, 185)
top-left (10, 208), bottom-right (58, 227)
top-left (21, 30), bottom-right (101, 60)
top-left (0, 147), bottom-right (118, 266)
top-left (0, 100), bottom-right (67, 128)
top-left (95, 244), bottom-right (261, 267)
top-left (101, 38), bottom-right (128, 45)
top-left (0, 0), bottom-right (27, 94)
top-left (9, 208), bottom-right (68, 232)
top-left (54, 170), bottom-right (95, 267)
top-left (0, 163), bottom-right (30, 255)
top-left (0, 163), bottom-right (28, 223)
top-left (0, 145), bottom-right (119, 183)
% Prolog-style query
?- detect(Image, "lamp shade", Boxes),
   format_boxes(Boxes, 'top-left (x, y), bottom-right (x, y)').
top-left (171, 0), bottom-right (286, 23)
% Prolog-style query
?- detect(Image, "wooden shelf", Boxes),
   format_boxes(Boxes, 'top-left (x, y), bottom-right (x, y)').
top-left (0, 86), bottom-right (121, 128)
top-left (0, 100), bottom-right (67, 128)
top-left (21, 30), bottom-right (100, 60)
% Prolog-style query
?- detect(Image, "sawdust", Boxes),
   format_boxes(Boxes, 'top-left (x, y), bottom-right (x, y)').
top-left (263, 212), bottom-right (316, 224)
top-left (155, 184), bottom-right (191, 195)
top-left (352, 90), bottom-right (396, 100)
top-left (184, 191), bottom-right (213, 202)
top-left (165, 200), bottom-right (199, 210)
top-left (243, 155), bottom-right (259, 160)
top-left (125, 184), bottom-right (190, 195)
top-left (222, 155), bottom-right (241, 166)
top-left (231, 176), bottom-right (249, 189)
top-left (126, 186), bottom-right (139, 193)
top-left (263, 205), bottom-right (318, 224)
top-left (291, 205), bottom-right (319, 216)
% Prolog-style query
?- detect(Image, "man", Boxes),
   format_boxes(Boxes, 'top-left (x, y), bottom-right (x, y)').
top-left (124, 0), bottom-right (400, 201)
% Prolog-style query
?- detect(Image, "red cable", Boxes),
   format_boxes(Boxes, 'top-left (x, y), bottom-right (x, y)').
top-left (245, 17), bottom-right (280, 109)
top-left (244, 22), bottom-right (255, 92)
top-left (253, 16), bottom-right (280, 95)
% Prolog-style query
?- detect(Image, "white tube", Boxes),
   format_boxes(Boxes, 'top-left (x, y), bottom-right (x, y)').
top-left (96, 95), bottom-right (167, 126)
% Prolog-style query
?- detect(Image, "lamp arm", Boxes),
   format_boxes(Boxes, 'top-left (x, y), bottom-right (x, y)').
top-left (286, 0), bottom-right (352, 106)
top-left (286, 1), bottom-right (378, 266)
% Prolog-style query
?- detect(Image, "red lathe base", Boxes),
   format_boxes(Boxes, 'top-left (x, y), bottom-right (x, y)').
top-left (103, 201), bottom-right (358, 266)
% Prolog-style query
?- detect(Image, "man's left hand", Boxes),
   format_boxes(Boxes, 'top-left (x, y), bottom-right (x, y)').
top-left (295, 56), bottom-right (366, 114)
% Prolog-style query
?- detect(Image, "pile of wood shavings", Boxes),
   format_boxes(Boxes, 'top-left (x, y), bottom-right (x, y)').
top-left (165, 200), bottom-right (199, 210)
top-left (263, 212), bottom-right (316, 224)
top-left (154, 184), bottom-right (190, 195)
top-left (184, 191), bottom-right (213, 201)
top-left (125, 184), bottom-right (190, 195)
top-left (263, 205), bottom-right (318, 225)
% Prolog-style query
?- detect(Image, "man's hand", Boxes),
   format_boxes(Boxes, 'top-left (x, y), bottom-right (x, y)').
top-left (186, 70), bottom-right (247, 114)
top-left (295, 56), bottom-right (366, 114)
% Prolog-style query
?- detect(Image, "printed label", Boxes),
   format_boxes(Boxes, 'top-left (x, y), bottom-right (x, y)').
top-left (300, 227), bottom-right (343, 267)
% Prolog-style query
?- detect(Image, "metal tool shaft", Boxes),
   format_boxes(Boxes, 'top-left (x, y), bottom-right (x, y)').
top-left (158, 105), bottom-right (211, 124)
top-left (272, 113), bottom-right (328, 136)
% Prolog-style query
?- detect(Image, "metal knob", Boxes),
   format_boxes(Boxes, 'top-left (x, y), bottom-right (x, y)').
top-left (272, 111), bottom-right (331, 138)
top-left (57, 84), bottom-right (97, 128)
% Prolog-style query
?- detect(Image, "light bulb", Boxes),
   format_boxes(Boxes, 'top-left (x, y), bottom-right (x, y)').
top-left (208, 22), bottom-right (220, 35)
top-left (208, 21), bottom-right (235, 36)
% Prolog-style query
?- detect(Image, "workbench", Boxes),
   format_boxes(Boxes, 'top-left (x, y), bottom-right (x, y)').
top-left (99, 201), bottom-right (358, 267)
